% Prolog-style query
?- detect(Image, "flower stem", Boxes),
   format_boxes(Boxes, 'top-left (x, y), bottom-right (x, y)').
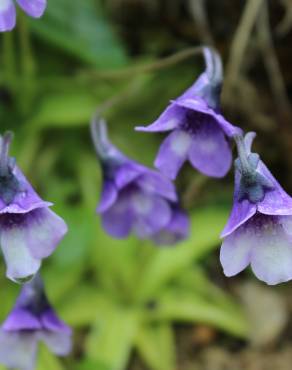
top-left (233, 134), bottom-right (253, 177)
top-left (203, 46), bottom-right (223, 84)
top-left (0, 132), bottom-right (13, 177)
top-left (90, 115), bottom-right (111, 160)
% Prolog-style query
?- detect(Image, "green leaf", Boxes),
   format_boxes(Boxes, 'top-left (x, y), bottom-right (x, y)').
top-left (29, 0), bottom-right (128, 67)
top-left (36, 344), bottom-right (64, 370)
top-left (75, 359), bottom-right (111, 370)
top-left (59, 286), bottom-right (108, 327)
top-left (27, 91), bottom-right (98, 129)
top-left (43, 263), bottom-right (84, 303)
top-left (152, 290), bottom-right (248, 338)
top-left (135, 323), bottom-right (176, 370)
top-left (136, 206), bottom-right (229, 302)
top-left (85, 305), bottom-right (138, 370)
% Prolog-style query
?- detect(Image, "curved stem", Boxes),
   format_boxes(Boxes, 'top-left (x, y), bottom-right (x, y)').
top-left (80, 46), bottom-right (204, 81)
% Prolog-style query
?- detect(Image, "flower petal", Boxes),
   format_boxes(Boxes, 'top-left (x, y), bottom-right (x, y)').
top-left (96, 181), bottom-right (118, 213)
top-left (0, 331), bottom-right (37, 370)
top-left (132, 192), bottom-right (171, 238)
top-left (101, 195), bottom-right (133, 238)
top-left (152, 208), bottom-right (189, 246)
top-left (136, 171), bottom-right (177, 202)
top-left (2, 308), bottom-right (41, 331)
top-left (25, 208), bottom-right (68, 259)
top-left (16, 0), bottom-right (47, 18)
top-left (0, 223), bottom-right (41, 283)
top-left (0, 0), bottom-right (15, 32)
top-left (279, 215), bottom-right (292, 236)
top-left (135, 104), bottom-right (184, 132)
top-left (0, 166), bottom-right (52, 214)
top-left (41, 308), bottom-right (72, 334)
top-left (115, 162), bottom-right (144, 189)
top-left (155, 130), bottom-right (192, 180)
top-left (257, 161), bottom-right (292, 216)
top-left (250, 219), bottom-right (292, 285)
top-left (220, 227), bottom-right (253, 277)
top-left (188, 118), bottom-right (232, 177)
top-left (40, 331), bottom-right (72, 356)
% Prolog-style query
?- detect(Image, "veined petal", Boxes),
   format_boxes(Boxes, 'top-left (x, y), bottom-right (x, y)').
top-left (155, 130), bottom-right (192, 180)
top-left (220, 227), bottom-right (252, 277)
top-left (16, 0), bottom-right (47, 17)
top-left (188, 117), bottom-right (232, 178)
top-left (40, 331), bottom-right (72, 356)
top-left (250, 219), bottom-right (292, 285)
top-left (135, 104), bottom-right (184, 132)
top-left (0, 0), bottom-right (15, 32)
top-left (96, 181), bottom-right (118, 213)
top-left (0, 331), bottom-right (37, 370)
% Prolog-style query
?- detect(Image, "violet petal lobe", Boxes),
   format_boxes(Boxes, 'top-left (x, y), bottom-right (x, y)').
top-left (0, 166), bottom-right (52, 214)
top-left (96, 181), bottom-right (118, 213)
top-left (257, 160), bottom-right (292, 216)
top-left (101, 194), bottom-right (133, 238)
top-left (152, 207), bottom-right (189, 246)
top-left (0, 0), bottom-right (15, 32)
top-left (188, 117), bottom-right (232, 178)
top-left (154, 130), bottom-right (192, 180)
top-left (16, 0), bottom-right (47, 17)
top-left (174, 97), bottom-right (241, 139)
top-left (2, 307), bottom-right (41, 331)
top-left (136, 171), bottom-right (178, 202)
top-left (135, 104), bottom-right (184, 133)
top-left (221, 169), bottom-right (257, 237)
top-left (25, 207), bottom-right (68, 259)
top-left (115, 162), bottom-right (145, 189)
top-left (41, 308), bottom-right (72, 334)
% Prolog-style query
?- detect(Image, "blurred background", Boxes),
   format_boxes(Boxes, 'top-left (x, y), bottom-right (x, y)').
top-left (1, 0), bottom-right (292, 369)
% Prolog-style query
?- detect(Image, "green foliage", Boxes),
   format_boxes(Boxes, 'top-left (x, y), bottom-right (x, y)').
top-left (0, 2), bottom-right (249, 370)
top-left (29, 0), bottom-right (128, 67)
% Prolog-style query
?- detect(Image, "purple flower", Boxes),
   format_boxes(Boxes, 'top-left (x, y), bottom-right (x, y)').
top-left (151, 206), bottom-right (189, 246)
top-left (90, 116), bottom-right (189, 244)
top-left (136, 47), bottom-right (241, 180)
top-left (0, 0), bottom-right (46, 32)
top-left (0, 275), bottom-right (71, 370)
top-left (0, 132), bottom-right (67, 283)
top-left (220, 132), bottom-right (292, 285)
